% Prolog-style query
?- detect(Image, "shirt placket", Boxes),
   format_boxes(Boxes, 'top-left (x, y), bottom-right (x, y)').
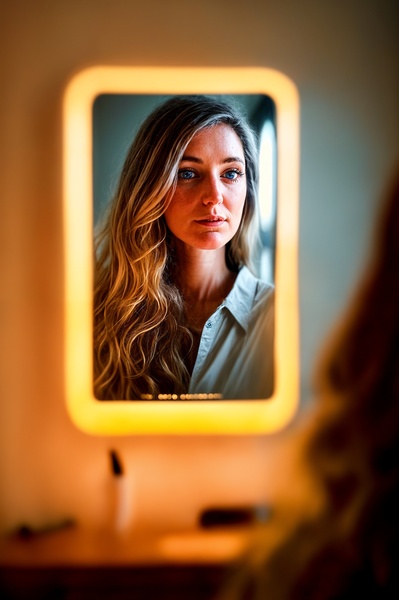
top-left (189, 305), bottom-right (224, 390)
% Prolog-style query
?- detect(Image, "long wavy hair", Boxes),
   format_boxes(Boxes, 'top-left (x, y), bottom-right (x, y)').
top-left (94, 95), bottom-right (259, 400)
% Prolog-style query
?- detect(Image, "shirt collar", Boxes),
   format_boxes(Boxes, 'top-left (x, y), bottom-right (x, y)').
top-left (222, 266), bottom-right (259, 332)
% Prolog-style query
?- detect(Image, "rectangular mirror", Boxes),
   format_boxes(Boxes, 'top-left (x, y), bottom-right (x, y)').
top-left (63, 66), bottom-right (299, 434)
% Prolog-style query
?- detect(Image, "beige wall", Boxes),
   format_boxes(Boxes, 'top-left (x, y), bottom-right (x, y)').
top-left (1, 0), bottom-right (398, 532)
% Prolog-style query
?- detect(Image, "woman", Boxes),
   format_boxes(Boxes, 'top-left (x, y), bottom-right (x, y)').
top-left (94, 96), bottom-right (274, 400)
top-left (220, 168), bottom-right (399, 598)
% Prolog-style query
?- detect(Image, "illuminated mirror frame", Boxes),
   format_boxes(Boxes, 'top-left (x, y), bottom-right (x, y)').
top-left (63, 66), bottom-right (300, 435)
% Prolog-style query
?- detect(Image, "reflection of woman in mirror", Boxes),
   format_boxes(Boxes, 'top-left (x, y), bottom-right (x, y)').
top-left (94, 96), bottom-right (274, 400)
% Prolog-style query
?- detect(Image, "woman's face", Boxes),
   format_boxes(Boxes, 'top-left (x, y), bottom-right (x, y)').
top-left (164, 124), bottom-right (247, 252)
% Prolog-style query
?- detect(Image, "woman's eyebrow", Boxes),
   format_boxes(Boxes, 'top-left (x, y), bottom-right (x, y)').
top-left (180, 155), bottom-right (245, 165)
top-left (181, 155), bottom-right (203, 163)
top-left (223, 156), bottom-right (245, 165)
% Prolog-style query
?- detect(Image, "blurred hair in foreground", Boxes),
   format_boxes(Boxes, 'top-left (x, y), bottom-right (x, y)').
top-left (220, 165), bottom-right (399, 599)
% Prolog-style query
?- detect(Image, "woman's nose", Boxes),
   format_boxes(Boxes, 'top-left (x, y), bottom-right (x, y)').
top-left (202, 175), bottom-right (223, 205)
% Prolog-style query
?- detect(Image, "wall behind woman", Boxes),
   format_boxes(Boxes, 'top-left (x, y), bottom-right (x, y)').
top-left (0, 0), bottom-right (398, 531)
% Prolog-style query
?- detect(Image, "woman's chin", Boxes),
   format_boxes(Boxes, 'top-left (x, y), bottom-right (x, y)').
top-left (193, 234), bottom-right (231, 251)
top-left (171, 230), bottom-right (236, 254)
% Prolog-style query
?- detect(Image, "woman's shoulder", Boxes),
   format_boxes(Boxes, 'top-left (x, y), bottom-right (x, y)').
top-left (224, 266), bottom-right (274, 335)
top-left (237, 266), bottom-right (274, 314)
top-left (236, 266), bottom-right (274, 300)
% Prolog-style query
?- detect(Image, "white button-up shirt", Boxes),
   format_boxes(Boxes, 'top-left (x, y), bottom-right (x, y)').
top-left (188, 266), bottom-right (274, 400)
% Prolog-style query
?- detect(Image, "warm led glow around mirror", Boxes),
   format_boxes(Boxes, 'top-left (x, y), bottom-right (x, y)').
top-left (63, 66), bottom-right (300, 434)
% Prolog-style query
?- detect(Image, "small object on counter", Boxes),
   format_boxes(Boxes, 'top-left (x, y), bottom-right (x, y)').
top-left (13, 518), bottom-right (76, 539)
top-left (199, 505), bottom-right (271, 528)
top-left (108, 448), bottom-right (133, 534)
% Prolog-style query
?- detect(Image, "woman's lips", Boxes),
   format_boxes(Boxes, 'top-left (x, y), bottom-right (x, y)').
top-left (195, 216), bottom-right (226, 226)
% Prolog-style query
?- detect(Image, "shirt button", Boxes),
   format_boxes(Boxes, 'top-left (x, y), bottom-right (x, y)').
top-left (205, 321), bottom-right (212, 329)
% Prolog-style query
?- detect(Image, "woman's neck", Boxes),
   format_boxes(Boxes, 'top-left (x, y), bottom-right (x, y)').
top-left (172, 242), bottom-right (236, 331)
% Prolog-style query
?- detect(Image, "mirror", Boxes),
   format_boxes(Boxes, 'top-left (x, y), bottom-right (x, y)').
top-left (63, 66), bottom-right (299, 433)
top-left (93, 93), bottom-right (277, 401)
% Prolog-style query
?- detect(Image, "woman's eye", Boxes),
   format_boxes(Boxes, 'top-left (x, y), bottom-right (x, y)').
top-left (178, 169), bottom-right (196, 180)
top-left (223, 169), bottom-right (244, 180)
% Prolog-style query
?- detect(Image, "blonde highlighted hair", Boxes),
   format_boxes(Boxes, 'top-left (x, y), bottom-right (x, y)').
top-left (94, 95), bottom-right (259, 399)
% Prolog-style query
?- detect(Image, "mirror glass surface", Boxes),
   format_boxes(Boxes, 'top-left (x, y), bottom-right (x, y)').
top-left (92, 93), bottom-right (277, 401)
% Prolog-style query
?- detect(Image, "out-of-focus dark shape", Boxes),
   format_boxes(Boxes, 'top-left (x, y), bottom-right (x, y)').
top-left (109, 449), bottom-right (124, 476)
top-left (199, 505), bottom-right (270, 528)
